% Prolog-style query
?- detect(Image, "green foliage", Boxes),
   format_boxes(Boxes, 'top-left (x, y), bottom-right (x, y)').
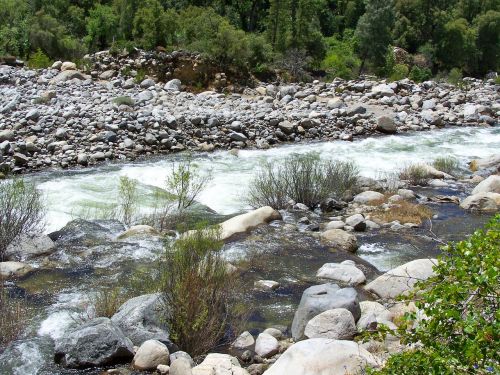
top-left (86, 285), bottom-right (128, 319)
top-left (161, 226), bottom-right (237, 356)
top-left (118, 176), bottom-right (138, 226)
top-left (321, 31), bottom-right (360, 79)
top-left (112, 96), bottom-right (135, 107)
top-left (27, 48), bottom-right (51, 69)
top-left (398, 164), bottom-right (430, 186)
top-left (447, 67), bottom-right (464, 86)
top-left (409, 65), bottom-right (432, 83)
top-left (247, 152), bottom-right (359, 209)
top-left (432, 156), bottom-right (461, 176)
top-left (0, 178), bottom-right (45, 260)
top-left (134, 68), bottom-right (146, 84)
top-left (85, 4), bottom-right (119, 51)
top-left (389, 64), bottom-right (409, 81)
top-left (372, 215), bottom-right (500, 374)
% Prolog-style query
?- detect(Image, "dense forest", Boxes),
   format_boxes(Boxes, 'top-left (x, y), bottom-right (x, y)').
top-left (0, 0), bottom-right (499, 80)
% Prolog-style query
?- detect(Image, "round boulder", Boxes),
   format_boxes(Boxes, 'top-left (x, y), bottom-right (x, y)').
top-left (304, 308), bottom-right (357, 340)
top-left (133, 339), bottom-right (170, 371)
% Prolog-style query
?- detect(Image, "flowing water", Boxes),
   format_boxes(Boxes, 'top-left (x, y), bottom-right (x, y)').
top-left (2, 126), bottom-right (500, 374)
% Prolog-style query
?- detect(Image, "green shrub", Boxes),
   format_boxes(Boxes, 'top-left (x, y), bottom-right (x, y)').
top-left (409, 66), bottom-right (433, 83)
top-left (113, 96), bottom-right (135, 107)
top-left (0, 179), bottom-right (45, 260)
top-left (432, 156), bottom-right (461, 177)
top-left (389, 64), bottom-right (409, 81)
top-left (86, 285), bottom-right (128, 319)
top-left (321, 33), bottom-right (360, 80)
top-left (247, 153), bottom-right (359, 209)
top-left (161, 226), bottom-right (237, 356)
top-left (134, 68), bottom-right (146, 84)
top-left (118, 176), bottom-right (138, 226)
top-left (27, 48), bottom-right (51, 69)
top-left (371, 215), bottom-right (500, 374)
top-left (398, 164), bottom-right (430, 186)
top-left (447, 68), bottom-right (464, 86)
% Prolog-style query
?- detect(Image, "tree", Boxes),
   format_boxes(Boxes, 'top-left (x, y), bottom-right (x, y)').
top-left (0, 179), bottom-right (45, 261)
top-left (474, 10), bottom-right (500, 74)
top-left (355, 0), bottom-right (395, 74)
top-left (267, 0), bottom-right (291, 52)
top-left (133, 0), bottom-right (170, 50)
top-left (85, 4), bottom-right (119, 51)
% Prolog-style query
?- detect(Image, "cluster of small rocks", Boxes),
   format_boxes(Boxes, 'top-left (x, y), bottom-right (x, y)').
top-left (0, 56), bottom-right (498, 174)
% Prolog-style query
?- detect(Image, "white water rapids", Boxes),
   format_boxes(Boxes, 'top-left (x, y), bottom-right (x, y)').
top-left (36, 126), bottom-right (500, 233)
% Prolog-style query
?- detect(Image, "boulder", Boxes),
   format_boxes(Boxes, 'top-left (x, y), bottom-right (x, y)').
top-left (170, 357), bottom-right (193, 375)
top-left (372, 84), bottom-right (394, 97)
top-left (50, 70), bottom-right (89, 83)
top-left (376, 116), bottom-right (397, 134)
top-left (219, 206), bottom-right (282, 241)
top-left (48, 219), bottom-right (126, 246)
top-left (0, 129), bottom-right (14, 142)
top-left (254, 280), bottom-right (280, 291)
top-left (460, 192), bottom-right (500, 211)
top-left (255, 333), bottom-right (279, 358)
top-left (365, 258), bottom-right (437, 299)
top-left (170, 351), bottom-right (194, 366)
top-left (320, 229), bottom-right (358, 252)
top-left (263, 339), bottom-right (379, 375)
top-left (316, 260), bottom-right (366, 285)
top-left (470, 154), bottom-right (500, 171)
top-left (192, 353), bottom-right (249, 375)
top-left (421, 164), bottom-right (453, 179)
top-left (61, 62), bottom-right (76, 71)
top-left (471, 175), bottom-right (500, 195)
top-left (0, 261), bottom-right (33, 278)
top-left (327, 98), bottom-right (344, 109)
top-left (140, 78), bottom-right (156, 88)
top-left (54, 317), bottom-right (134, 368)
top-left (99, 70), bottom-right (116, 80)
top-left (117, 225), bottom-right (160, 240)
top-left (357, 301), bottom-right (394, 331)
top-left (111, 293), bottom-right (170, 347)
top-left (353, 191), bottom-right (385, 205)
top-left (231, 331), bottom-right (255, 351)
top-left (5, 234), bottom-right (55, 261)
top-left (345, 214), bottom-right (366, 231)
top-left (291, 283), bottom-right (360, 340)
top-left (304, 308), bottom-right (357, 340)
top-left (133, 339), bottom-right (170, 370)
top-left (165, 79), bottom-right (182, 91)
top-left (325, 220), bottom-right (345, 230)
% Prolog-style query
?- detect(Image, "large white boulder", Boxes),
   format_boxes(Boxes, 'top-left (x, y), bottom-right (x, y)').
top-left (192, 353), bottom-right (249, 375)
top-left (219, 206), bottom-right (282, 241)
top-left (472, 175), bottom-right (500, 195)
top-left (353, 191), bottom-right (385, 205)
top-left (231, 331), bottom-right (255, 351)
top-left (255, 333), bottom-right (279, 358)
top-left (320, 229), bottom-right (358, 252)
top-left (357, 301), bottom-right (394, 331)
top-left (117, 225), bottom-right (160, 240)
top-left (0, 261), bottom-right (33, 278)
top-left (460, 192), bottom-right (500, 211)
top-left (61, 61), bottom-right (77, 71)
top-left (133, 339), bottom-right (170, 370)
top-left (316, 260), bottom-right (366, 285)
top-left (304, 308), bottom-right (357, 340)
top-left (263, 339), bottom-right (379, 375)
top-left (365, 259), bottom-right (437, 299)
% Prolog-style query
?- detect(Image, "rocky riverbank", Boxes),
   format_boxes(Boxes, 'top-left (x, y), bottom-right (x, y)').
top-left (0, 55), bottom-right (498, 174)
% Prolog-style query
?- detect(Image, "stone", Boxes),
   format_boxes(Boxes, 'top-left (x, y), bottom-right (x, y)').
top-left (138, 90), bottom-right (154, 102)
top-left (0, 130), bottom-right (14, 142)
top-left (99, 70), bottom-right (116, 80)
top-left (77, 153), bottom-right (88, 165)
top-left (254, 280), bottom-right (280, 291)
top-left (345, 214), bottom-right (366, 231)
top-left (5, 234), bottom-right (55, 261)
top-left (232, 331), bottom-right (255, 351)
top-left (26, 109), bottom-right (40, 121)
top-left (471, 175), bottom-right (500, 195)
top-left (327, 98), bottom-right (344, 109)
top-left (353, 191), bottom-right (385, 205)
top-left (291, 283), bottom-right (360, 340)
top-left (218, 206), bottom-right (282, 241)
top-left (140, 78), bottom-right (156, 88)
top-left (470, 154), bottom-right (500, 171)
top-left (52, 61), bottom-right (62, 70)
top-left (61, 62), bottom-right (76, 71)
top-left (460, 192), bottom-right (500, 211)
top-left (0, 261), bottom-right (33, 278)
top-left (278, 121), bottom-right (294, 135)
top-left (325, 220), bottom-right (345, 230)
top-left (230, 132), bottom-right (248, 142)
top-left (357, 301), bottom-right (394, 331)
top-left (170, 351), bottom-right (194, 366)
top-left (316, 261), bottom-right (366, 285)
top-left (397, 189), bottom-right (415, 199)
top-left (170, 357), bottom-right (193, 375)
top-left (13, 153), bottom-right (29, 166)
top-left (111, 293), bottom-right (171, 347)
top-left (165, 79), bottom-right (182, 91)
top-left (376, 116), bottom-right (397, 134)
top-left (372, 84), bottom-right (394, 97)
top-left (320, 229), bottom-right (358, 252)
top-left (365, 258), bottom-right (437, 299)
top-left (54, 317), bottom-right (134, 368)
top-left (304, 308), bottom-right (357, 340)
top-left (255, 333), bottom-right (279, 358)
top-left (133, 340), bottom-right (170, 370)
top-left (117, 225), bottom-right (160, 239)
top-left (50, 70), bottom-right (89, 83)
top-left (263, 338), bottom-right (379, 375)
top-left (192, 353), bottom-right (248, 375)
top-left (263, 328), bottom-right (284, 340)
top-left (158, 364), bottom-right (171, 374)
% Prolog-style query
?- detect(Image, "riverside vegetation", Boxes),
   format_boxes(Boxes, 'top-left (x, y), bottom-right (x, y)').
top-left (0, 148), bottom-right (499, 374)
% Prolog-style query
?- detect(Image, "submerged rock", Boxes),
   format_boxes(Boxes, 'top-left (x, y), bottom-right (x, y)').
top-left (291, 283), bottom-right (360, 340)
top-left (54, 317), bottom-right (134, 368)
top-left (365, 258), bottom-right (437, 299)
top-left (263, 338), bottom-right (379, 375)
top-left (48, 219), bottom-right (126, 247)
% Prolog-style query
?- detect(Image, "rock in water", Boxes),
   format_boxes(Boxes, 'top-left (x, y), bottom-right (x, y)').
top-left (54, 317), bottom-right (134, 368)
top-left (320, 229), bottom-right (358, 252)
top-left (316, 261), bottom-right (366, 285)
top-left (291, 283), bottom-right (360, 340)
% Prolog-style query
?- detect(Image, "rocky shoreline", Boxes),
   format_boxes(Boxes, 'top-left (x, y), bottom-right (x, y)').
top-left (0, 53), bottom-right (498, 175)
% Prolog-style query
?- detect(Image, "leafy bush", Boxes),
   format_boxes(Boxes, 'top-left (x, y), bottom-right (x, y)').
top-left (398, 164), bottom-right (430, 186)
top-left (134, 68), bottom-right (146, 84)
top-left (161, 226), bottom-right (237, 356)
top-left (27, 48), bottom-right (51, 69)
top-left (247, 153), bottom-right (359, 209)
top-left (372, 215), bottom-right (500, 374)
top-left (322, 32), bottom-right (361, 80)
top-left (432, 156), bottom-right (461, 177)
top-left (389, 64), bottom-right (409, 81)
top-left (0, 179), bottom-right (45, 260)
top-left (0, 281), bottom-right (34, 351)
top-left (409, 66), bottom-right (433, 83)
top-left (447, 68), bottom-right (464, 86)
top-left (118, 176), bottom-right (138, 226)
